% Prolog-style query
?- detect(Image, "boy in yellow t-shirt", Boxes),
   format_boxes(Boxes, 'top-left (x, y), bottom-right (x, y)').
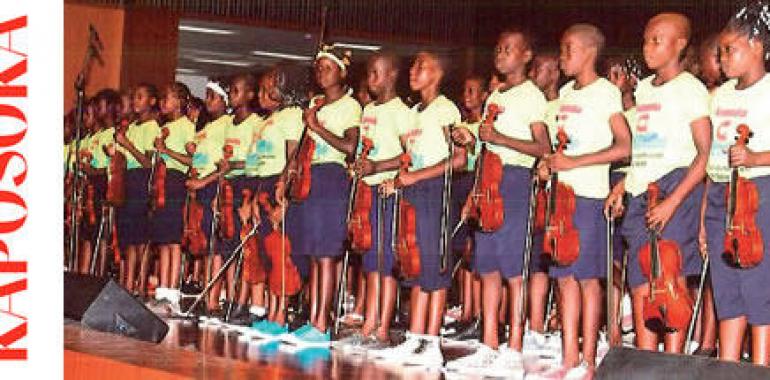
top-left (544, 24), bottom-right (631, 377)
top-left (606, 13), bottom-right (712, 355)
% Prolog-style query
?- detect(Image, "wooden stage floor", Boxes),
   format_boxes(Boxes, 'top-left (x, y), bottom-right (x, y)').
top-left (64, 319), bottom-right (476, 380)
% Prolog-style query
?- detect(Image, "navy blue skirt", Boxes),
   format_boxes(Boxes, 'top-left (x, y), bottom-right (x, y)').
top-left (361, 186), bottom-right (395, 276)
top-left (549, 196), bottom-right (608, 281)
top-left (621, 169), bottom-right (703, 288)
top-left (474, 166), bottom-right (532, 279)
top-left (116, 169), bottom-right (150, 247)
top-left (197, 181), bottom-right (218, 255)
top-left (450, 172), bottom-right (475, 253)
top-left (706, 176), bottom-right (770, 324)
top-left (287, 163), bottom-right (349, 258)
top-left (403, 175), bottom-right (452, 291)
top-left (150, 170), bottom-right (186, 244)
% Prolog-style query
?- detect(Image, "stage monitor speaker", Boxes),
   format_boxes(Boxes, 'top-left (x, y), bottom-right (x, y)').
top-left (64, 272), bottom-right (169, 343)
top-left (596, 347), bottom-right (770, 380)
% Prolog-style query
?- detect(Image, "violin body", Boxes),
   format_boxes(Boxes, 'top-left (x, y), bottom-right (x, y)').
top-left (543, 129), bottom-right (579, 266)
top-left (393, 154), bottom-right (421, 280)
top-left (724, 124), bottom-right (764, 268)
top-left (218, 179), bottom-right (234, 240)
top-left (182, 190), bottom-right (207, 257)
top-left (464, 103), bottom-right (504, 232)
top-left (106, 152), bottom-right (127, 207)
top-left (638, 183), bottom-right (692, 331)
top-left (258, 192), bottom-right (301, 297)
top-left (534, 180), bottom-right (547, 230)
top-left (289, 98), bottom-right (326, 203)
top-left (152, 128), bottom-right (170, 210)
top-left (85, 182), bottom-right (96, 226)
top-left (348, 137), bottom-right (374, 253)
top-left (241, 189), bottom-right (265, 284)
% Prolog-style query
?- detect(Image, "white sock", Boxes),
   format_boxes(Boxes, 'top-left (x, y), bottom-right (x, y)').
top-left (249, 305), bottom-right (266, 317)
top-left (167, 288), bottom-right (180, 304)
top-left (155, 287), bottom-right (167, 301)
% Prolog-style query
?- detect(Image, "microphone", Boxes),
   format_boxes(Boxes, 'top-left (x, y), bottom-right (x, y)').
top-left (89, 24), bottom-right (104, 51)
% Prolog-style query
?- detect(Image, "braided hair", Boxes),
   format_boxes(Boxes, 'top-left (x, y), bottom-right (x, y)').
top-left (273, 62), bottom-right (311, 108)
top-left (727, 1), bottom-right (770, 61)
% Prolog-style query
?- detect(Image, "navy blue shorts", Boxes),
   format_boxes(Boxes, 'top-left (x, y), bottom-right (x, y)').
top-left (116, 169), bottom-right (150, 247)
top-left (402, 176), bottom-right (452, 291)
top-left (361, 186), bottom-right (395, 276)
top-left (150, 169), bottom-right (186, 244)
top-left (706, 176), bottom-right (770, 325)
top-left (287, 163), bottom-right (349, 258)
top-left (621, 169), bottom-right (703, 289)
top-left (474, 166), bottom-right (532, 279)
top-left (549, 196), bottom-right (608, 281)
top-left (451, 172), bottom-right (475, 253)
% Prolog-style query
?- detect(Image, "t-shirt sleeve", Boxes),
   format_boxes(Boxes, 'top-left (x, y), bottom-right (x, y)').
top-left (604, 85), bottom-right (624, 122)
top-left (398, 108), bottom-right (418, 137)
top-left (143, 121), bottom-right (162, 153)
top-left (527, 91), bottom-right (548, 125)
top-left (683, 80), bottom-right (710, 123)
top-left (280, 108), bottom-right (304, 141)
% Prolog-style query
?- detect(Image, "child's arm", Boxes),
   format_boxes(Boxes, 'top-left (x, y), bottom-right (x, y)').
top-left (480, 121), bottom-right (550, 158)
top-left (275, 139), bottom-right (300, 205)
top-left (305, 107), bottom-right (359, 156)
top-left (396, 132), bottom-right (468, 187)
top-left (648, 116), bottom-right (711, 230)
top-left (547, 112), bottom-right (631, 171)
top-left (155, 137), bottom-right (193, 167)
top-left (604, 175), bottom-right (626, 219)
top-left (115, 130), bottom-right (152, 168)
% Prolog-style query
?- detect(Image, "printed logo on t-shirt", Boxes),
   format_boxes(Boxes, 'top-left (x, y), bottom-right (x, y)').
top-left (256, 139), bottom-right (274, 154)
top-left (192, 152), bottom-right (208, 168)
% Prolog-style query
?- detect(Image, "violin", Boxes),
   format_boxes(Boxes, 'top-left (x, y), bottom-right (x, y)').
top-left (393, 154), bottom-right (420, 281)
top-left (79, 150), bottom-right (97, 226)
top-left (464, 103), bottom-right (504, 232)
top-left (240, 189), bottom-right (265, 284)
top-left (347, 137), bottom-right (374, 253)
top-left (724, 124), bottom-right (764, 268)
top-left (543, 128), bottom-right (580, 266)
top-left (182, 168), bottom-right (207, 257)
top-left (151, 128), bottom-right (169, 210)
top-left (288, 97), bottom-right (326, 202)
top-left (534, 177), bottom-right (547, 230)
top-left (639, 182), bottom-right (693, 331)
top-left (218, 145), bottom-right (235, 240)
top-left (257, 192), bottom-right (302, 297)
top-left (106, 120), bottom-right (128, 207)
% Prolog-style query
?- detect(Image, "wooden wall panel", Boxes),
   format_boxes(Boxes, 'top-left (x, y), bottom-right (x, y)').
top-left (120, 7), bottom-right (179, 91)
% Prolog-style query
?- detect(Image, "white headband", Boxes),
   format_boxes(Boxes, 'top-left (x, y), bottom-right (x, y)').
top-left (316, 51), bottom-right (348, 72)
top-left (206, 81), bottom-right (229, 106)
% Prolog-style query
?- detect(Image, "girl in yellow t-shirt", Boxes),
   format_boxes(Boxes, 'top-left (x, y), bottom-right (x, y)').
top-left (74, 97), bottom-right (99, 275)
top-left (151, 82), bottom-right (195, 308)
top-left (279, 47), bottom-right (361, 345)
top-left (114, 83), bottom-right (161, 297)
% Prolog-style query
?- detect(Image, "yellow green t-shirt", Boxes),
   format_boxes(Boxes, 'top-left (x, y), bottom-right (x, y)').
top-left (544, 99), bottom-right (560, 132)
top-left (310, 94), bottom-right (362, 166)
top-left (89, 127), bottom-right (115, 170)
top-left (708, 74), bottom-right (770, 182)
top-left (160, 116), bottom-right (195, 174)
top-left (224, 113), bottom-right (263, 178)
top-left (192, 115), bottom-right (230, 178)
top-left (484, 80), bottom-right (547, 169)
top-left (399, 95), bottom-right (461, 171)
top-left (624, 72), bottom-right (709, 196)
top-left (117, 119), bottom-right (161, 170)
top-left (552, 78), bottom-right (623, 199)
top-left (247, 107), bottom-right (303, 177)
top-left (359, 97), bottom-right (411, 185)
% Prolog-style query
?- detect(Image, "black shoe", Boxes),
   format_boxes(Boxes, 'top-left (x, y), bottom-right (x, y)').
top-left (693, 347), bottom-right (717, 358)
top-left (445, 318), bottom-right (481, 342)
top-left (180, 281), bottom-right (203, 296)
top-left (442, 319), bottom-right (472, 336)
top-left (224, 304), bottom-right (252, 326)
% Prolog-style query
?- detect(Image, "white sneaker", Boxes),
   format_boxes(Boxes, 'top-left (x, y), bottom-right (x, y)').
top-left (154, 287), bottom-right (168, 301)
top-left (402, 336), bottom-right (443, 369)
top-left (369, 334), bottom-right (421, 362)
top-left (486, 345), bottom-right (524, 378)
top-left (564, 361), bottom-right (590, 380)
top-left (523, 330), bottom-right (547, 351)
top-left (445, 343), bottom-right (499, 374)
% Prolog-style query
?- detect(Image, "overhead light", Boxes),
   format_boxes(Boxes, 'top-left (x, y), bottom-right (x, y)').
top-left (192, 58), bottom-right (253, 67)
top-left (252, 50), bottom-right (313, 61)
top-left (179, 25), bottom-right (236, 35)
top-left (175, 68), bottom-right (199, 74)
top-left (333, 42), bottom-right (381, 51)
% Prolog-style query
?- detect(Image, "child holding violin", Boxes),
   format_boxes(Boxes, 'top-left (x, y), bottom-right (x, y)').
top-left (112, 83), bottom-right (162, 297)
top-left (335, 51), bottom-right (411, 350)
top-left (278, 47), bottom-right (361, 346)
top-left (370, 50), bottom-right (466, 368)
top-left (446, 28), bottom-right (550, 377)
top-left (246, 63), bottom-right (311, 338)
top-left (74, 97), bottom-right (98, 274)
top-left (151, 82), bottom-right (195, 309)
top-left (184, 80), bottom-right (231, 316)
top-left (703, 2), bottom-right (770, 364)
top-left (543, 24), bottom-right (631, 378)
top-left (606, 13), bottom-right (711, 355)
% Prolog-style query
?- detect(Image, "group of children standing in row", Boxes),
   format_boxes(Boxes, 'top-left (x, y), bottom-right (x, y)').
top-left (64, 5), bottom-right (770, 379)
